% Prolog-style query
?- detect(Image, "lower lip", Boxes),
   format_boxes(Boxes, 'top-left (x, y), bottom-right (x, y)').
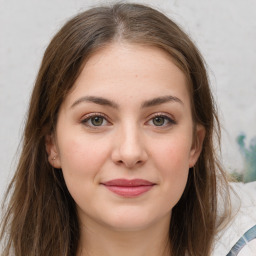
top-left (104, 185), bottom-right (153, 197)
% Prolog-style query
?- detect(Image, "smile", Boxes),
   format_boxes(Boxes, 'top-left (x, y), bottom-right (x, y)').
top-left (101, 179), bottom-right (155, 197)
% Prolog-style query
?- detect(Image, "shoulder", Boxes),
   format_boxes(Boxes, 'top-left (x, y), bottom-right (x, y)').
top-left (212, 181), bottom-right (256, 256)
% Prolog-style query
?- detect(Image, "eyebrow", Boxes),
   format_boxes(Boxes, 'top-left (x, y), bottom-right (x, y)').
top-left (70, 95), bottom-right (183, 109)
top-left (141, 95), bottom-right (183, 108)
top-left (71, 96), bottom-right (118, 109)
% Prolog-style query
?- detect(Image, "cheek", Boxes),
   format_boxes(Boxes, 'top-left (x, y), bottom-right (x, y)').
top-left (151, 136), bottom-right (191, 203)
top-left (57, 135), bottom-right (111, 189)
top-left (57, 136), bottom-right (112, 208)
top-left (152, 134), bottom-right (192, 172)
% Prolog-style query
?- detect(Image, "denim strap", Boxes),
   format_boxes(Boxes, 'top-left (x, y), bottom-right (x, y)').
top-left (226, 224), bottom-right (256, 256)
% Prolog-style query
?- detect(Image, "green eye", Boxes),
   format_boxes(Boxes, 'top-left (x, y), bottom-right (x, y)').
top-left (148, 114), bottom-right (176, 127)
top-left (91, 116), bottom-right (104, 126)
top-left (152, 116), bottom-right (165, 126)
top-left (82, 113), bottom-right (109, 128)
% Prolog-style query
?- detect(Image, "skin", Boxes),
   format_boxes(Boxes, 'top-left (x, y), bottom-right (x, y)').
top-left (46, 43), bottom-right (205, 256)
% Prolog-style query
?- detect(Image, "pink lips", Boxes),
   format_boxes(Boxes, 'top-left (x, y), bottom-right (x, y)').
top-left (102, 179), bottom-right (155, 197)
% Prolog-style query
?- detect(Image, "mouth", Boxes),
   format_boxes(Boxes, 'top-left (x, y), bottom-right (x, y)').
top-left (101, 179), bottom-right (155, 197)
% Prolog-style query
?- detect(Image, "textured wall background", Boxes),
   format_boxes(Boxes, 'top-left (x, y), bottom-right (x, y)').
top-left (1, 0), bottom-right (256, 200)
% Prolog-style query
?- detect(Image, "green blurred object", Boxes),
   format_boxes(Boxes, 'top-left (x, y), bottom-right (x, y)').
top-left (236, 133), bottom-right (256, 183)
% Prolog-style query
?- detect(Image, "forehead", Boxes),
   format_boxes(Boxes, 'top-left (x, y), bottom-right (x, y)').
top-left (82, 42), bottom-right (186, 80)
top-left (64, 42), bottom-right (190, 108)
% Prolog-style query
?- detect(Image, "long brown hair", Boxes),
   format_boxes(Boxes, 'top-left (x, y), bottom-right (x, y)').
top-left (1, 3), bottom-right (230, 256)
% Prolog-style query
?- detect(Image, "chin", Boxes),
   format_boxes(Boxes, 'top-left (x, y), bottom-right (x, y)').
top-left (105, 220), bottom-right (155, 232)
top-left (100, 209), bottom-right (170, 232)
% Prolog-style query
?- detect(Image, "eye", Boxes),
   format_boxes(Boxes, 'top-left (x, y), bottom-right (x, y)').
top-left (147, 114), bottom-right (176, 127)
top-left (81, 113), bottom-right (109, 127)
top-left (152, 116), bottom-right (166, 126)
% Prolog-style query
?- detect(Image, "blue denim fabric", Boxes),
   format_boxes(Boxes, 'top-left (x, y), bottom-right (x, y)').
top-left (226, 225), bottom-right (256, 256)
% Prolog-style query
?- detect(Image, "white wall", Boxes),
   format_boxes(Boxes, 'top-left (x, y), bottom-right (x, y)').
top-left (1, 0), bottom-right (256, 199)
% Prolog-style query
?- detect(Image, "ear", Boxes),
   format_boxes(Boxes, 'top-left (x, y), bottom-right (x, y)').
top-left (189, 124), bottom-right (206, 168)
top-left (45, 134), bottom-right (61, 168)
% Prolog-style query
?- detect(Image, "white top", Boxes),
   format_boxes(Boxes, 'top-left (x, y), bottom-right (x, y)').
top-left (212, 181), bottom-right (256, 255)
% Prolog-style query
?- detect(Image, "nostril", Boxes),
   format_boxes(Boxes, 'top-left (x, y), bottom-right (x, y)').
top-left (117, 160), bottom-right (123, 165)
top-left (116, 159), bottom-right (144, 168)
top-left (111, 139), bottom-right (148, 168)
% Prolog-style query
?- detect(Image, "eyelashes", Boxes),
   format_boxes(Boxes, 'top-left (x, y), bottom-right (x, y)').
top-left (81, 112), bottom-right (176, 129)
top-left (146, 114), bottom-right (176, 127)
top-left (81, 113), bottom-right (110, 127)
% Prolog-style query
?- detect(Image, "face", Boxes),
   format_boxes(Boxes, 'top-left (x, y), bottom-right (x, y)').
top-left (46, 43), bottom-right (205, 232)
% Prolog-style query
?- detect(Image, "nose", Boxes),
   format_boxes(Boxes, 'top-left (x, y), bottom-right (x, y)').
top-left (111, 125), bottom-right (148, 168)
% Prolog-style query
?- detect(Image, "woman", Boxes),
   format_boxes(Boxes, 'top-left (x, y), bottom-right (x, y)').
top-left (1, 3), bottom-right (255, 256)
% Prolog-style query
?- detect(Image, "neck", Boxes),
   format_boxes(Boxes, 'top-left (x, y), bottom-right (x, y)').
top-left (77, 215), bottom-right (171, 256)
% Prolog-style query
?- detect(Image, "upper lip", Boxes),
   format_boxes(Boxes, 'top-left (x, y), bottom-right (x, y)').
top-left (102, 179), bottom-right (155, 187)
